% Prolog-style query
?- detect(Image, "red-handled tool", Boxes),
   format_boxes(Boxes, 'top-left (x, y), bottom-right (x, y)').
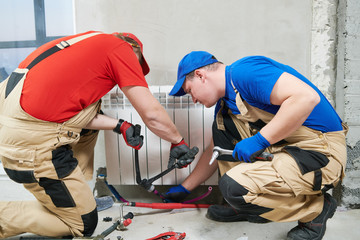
top-left (146, 231), bottom-right (186, 240)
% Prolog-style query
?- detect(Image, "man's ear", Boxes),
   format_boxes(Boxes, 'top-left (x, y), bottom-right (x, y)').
top-left (195, 69), bottom-right (206, 82)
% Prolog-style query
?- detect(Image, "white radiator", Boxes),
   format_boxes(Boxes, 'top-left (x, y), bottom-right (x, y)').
top-left (102, 86), bottom-right (218, 186)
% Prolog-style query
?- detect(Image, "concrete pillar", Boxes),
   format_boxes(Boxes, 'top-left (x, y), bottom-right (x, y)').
top-left (335, 0), bottom-right (360, 208)
top-left (310, 0), bottom-right (338, 104)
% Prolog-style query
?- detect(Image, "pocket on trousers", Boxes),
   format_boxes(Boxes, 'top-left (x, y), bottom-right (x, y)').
top-left (52, 145), bottom-right (78, 179)
top-left (4, 168), bottom-right (37, 183)
top-left (0, 143), bottom-right (36, 163)
top-left (39, 177), bottom-right (76, 207)
top-left (283, 146), bottom-right (329, 175)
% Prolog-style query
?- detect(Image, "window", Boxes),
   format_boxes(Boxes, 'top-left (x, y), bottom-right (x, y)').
top-left (0, 0), bottom-right (74, 81)
top-left (0, 0), bottom-right (74, 177)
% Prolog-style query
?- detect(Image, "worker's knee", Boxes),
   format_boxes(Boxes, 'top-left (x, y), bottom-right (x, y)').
top-left (81, 207), bottom-right (98, 237)
top-left (219, 173), bottom-right (248, 208)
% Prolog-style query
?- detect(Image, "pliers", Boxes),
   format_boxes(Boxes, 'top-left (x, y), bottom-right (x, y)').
top-left (145, 231), bottom-right (186, 240)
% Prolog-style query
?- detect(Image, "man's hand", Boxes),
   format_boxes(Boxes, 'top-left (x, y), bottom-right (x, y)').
top-left (113, 119), bottom-right (143, 150)
top-left (168, 139), bottom-right (199, 169)
top-left (233, 132), bottom-right (271, 163)
top-left (162, 184), bottom-right (190, 203)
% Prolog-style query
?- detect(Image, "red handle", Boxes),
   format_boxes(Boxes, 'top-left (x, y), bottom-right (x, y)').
top-left (123, 218), bottom-right (132, 227)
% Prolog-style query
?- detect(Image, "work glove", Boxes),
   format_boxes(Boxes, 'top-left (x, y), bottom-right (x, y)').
top-left (233, 132), bottom-right (271, 163)
top-left (162, 184), bottom-right (190, 203)
top-left (113, 119), bottom-right (143, 150)
top-left (168, 138), bottom-right (199, 169)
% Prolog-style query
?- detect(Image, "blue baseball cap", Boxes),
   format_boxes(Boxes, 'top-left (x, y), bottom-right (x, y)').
top-left (169, 51), bottom-right (219, 96)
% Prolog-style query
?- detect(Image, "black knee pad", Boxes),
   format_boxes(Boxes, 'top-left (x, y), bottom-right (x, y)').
top-left (219, 174), bottom-right (273, 215)
top-left (219, 173), bottom-right (248, 207)
top-left (81, 207), bottom-right (98, 237)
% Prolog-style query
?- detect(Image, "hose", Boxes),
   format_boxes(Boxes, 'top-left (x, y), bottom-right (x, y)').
top-left (125, 202), bottom-right (210, 209)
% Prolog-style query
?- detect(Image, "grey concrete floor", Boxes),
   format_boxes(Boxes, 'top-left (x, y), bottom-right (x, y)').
top-left (15, 203), bottom-right (360, 240)
top-left (91, 204), bottom-right (360, 240)
top-left (2, 180), bottom-right (360, 240)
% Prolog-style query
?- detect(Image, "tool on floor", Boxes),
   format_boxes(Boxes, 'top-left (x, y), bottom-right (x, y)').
top-left (145, 231), bottom-right (186, 240)
top-left (73, 210), bottom-right (133, 240)
top-left (117, 203), bottom-right (133, 230)
top-left (209, 146), bottom-right (274, 165)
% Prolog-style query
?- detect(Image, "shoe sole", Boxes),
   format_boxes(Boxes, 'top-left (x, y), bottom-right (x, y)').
top-left (206, 212), bottom-right (270, 223)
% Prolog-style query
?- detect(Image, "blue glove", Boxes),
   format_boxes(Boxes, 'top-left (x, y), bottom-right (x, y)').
top-left (233, 132), bottom-right (271, 163)
top-left (162, 184), bottom-right (190, 203)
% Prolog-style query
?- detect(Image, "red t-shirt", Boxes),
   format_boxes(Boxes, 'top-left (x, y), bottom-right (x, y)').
top-left (19, 31), bottom-right (148, 123)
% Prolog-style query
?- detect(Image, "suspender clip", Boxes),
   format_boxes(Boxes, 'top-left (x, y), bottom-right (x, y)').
top-left (59, 41), bottom-right (70, 48)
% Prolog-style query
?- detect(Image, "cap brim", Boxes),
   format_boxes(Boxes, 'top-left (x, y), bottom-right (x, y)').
top-left (169, 76), bottom-right (186, 96)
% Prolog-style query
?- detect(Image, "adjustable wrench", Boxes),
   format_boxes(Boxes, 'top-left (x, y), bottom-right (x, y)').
top-left (209, 146), bottom-right (273, 165)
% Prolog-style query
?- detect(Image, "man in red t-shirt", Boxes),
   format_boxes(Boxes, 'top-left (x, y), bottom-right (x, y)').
top-left (0, 31), bottom-right (197, 238)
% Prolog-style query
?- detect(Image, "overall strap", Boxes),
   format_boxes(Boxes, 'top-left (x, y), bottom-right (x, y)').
top-left (4, 32), bottom-right (102, 98)
top-left (230, 77), bottom-right (249, 116)
top-left (26, 32), bottom-right (102, 70)
top-left (230, 79), bottom-right (238, 94)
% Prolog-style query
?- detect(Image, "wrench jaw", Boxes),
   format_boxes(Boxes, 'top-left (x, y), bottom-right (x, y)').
top-left (139, 179), bottom-right (156, 192)
top-left (209, 150), bottom-right (220, 165)
top-left (213, 146), bottom-right (233, 155)
top-left (209, 146), bottom-right (234, 165)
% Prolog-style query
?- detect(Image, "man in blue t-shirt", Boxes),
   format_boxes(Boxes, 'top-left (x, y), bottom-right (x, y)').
top-left (165, 51), bottom-right (347, 240)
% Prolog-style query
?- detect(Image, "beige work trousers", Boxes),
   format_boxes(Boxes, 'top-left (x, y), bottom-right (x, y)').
top-left (216, 92), bottom-right (347, 223)
top-left (0, 68), bottom-right (100, 238)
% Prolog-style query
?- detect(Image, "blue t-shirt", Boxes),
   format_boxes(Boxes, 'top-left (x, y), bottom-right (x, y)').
top-left (215, 56), bottom-right (343, 132)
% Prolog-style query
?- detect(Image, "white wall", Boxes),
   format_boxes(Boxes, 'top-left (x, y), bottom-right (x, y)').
top-left (74, 0), bottom-right (312, 86)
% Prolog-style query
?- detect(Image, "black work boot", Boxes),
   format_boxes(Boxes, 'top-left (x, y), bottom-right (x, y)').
top-left (206, 204), bottom-right (270, 223)
top-left (287, 193), bottom-right (337, 240)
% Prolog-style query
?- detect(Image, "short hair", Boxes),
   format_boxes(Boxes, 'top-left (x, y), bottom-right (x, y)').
top-left (114, 33), bottom-right (143, 64)
top-left (185, 62), bottom-right (222, 80)
top-left (114, 33), bottom-right (140, 48)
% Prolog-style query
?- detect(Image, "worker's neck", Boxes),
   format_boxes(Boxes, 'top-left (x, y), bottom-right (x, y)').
top-left (215, 64), bottom-right (226, 98)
